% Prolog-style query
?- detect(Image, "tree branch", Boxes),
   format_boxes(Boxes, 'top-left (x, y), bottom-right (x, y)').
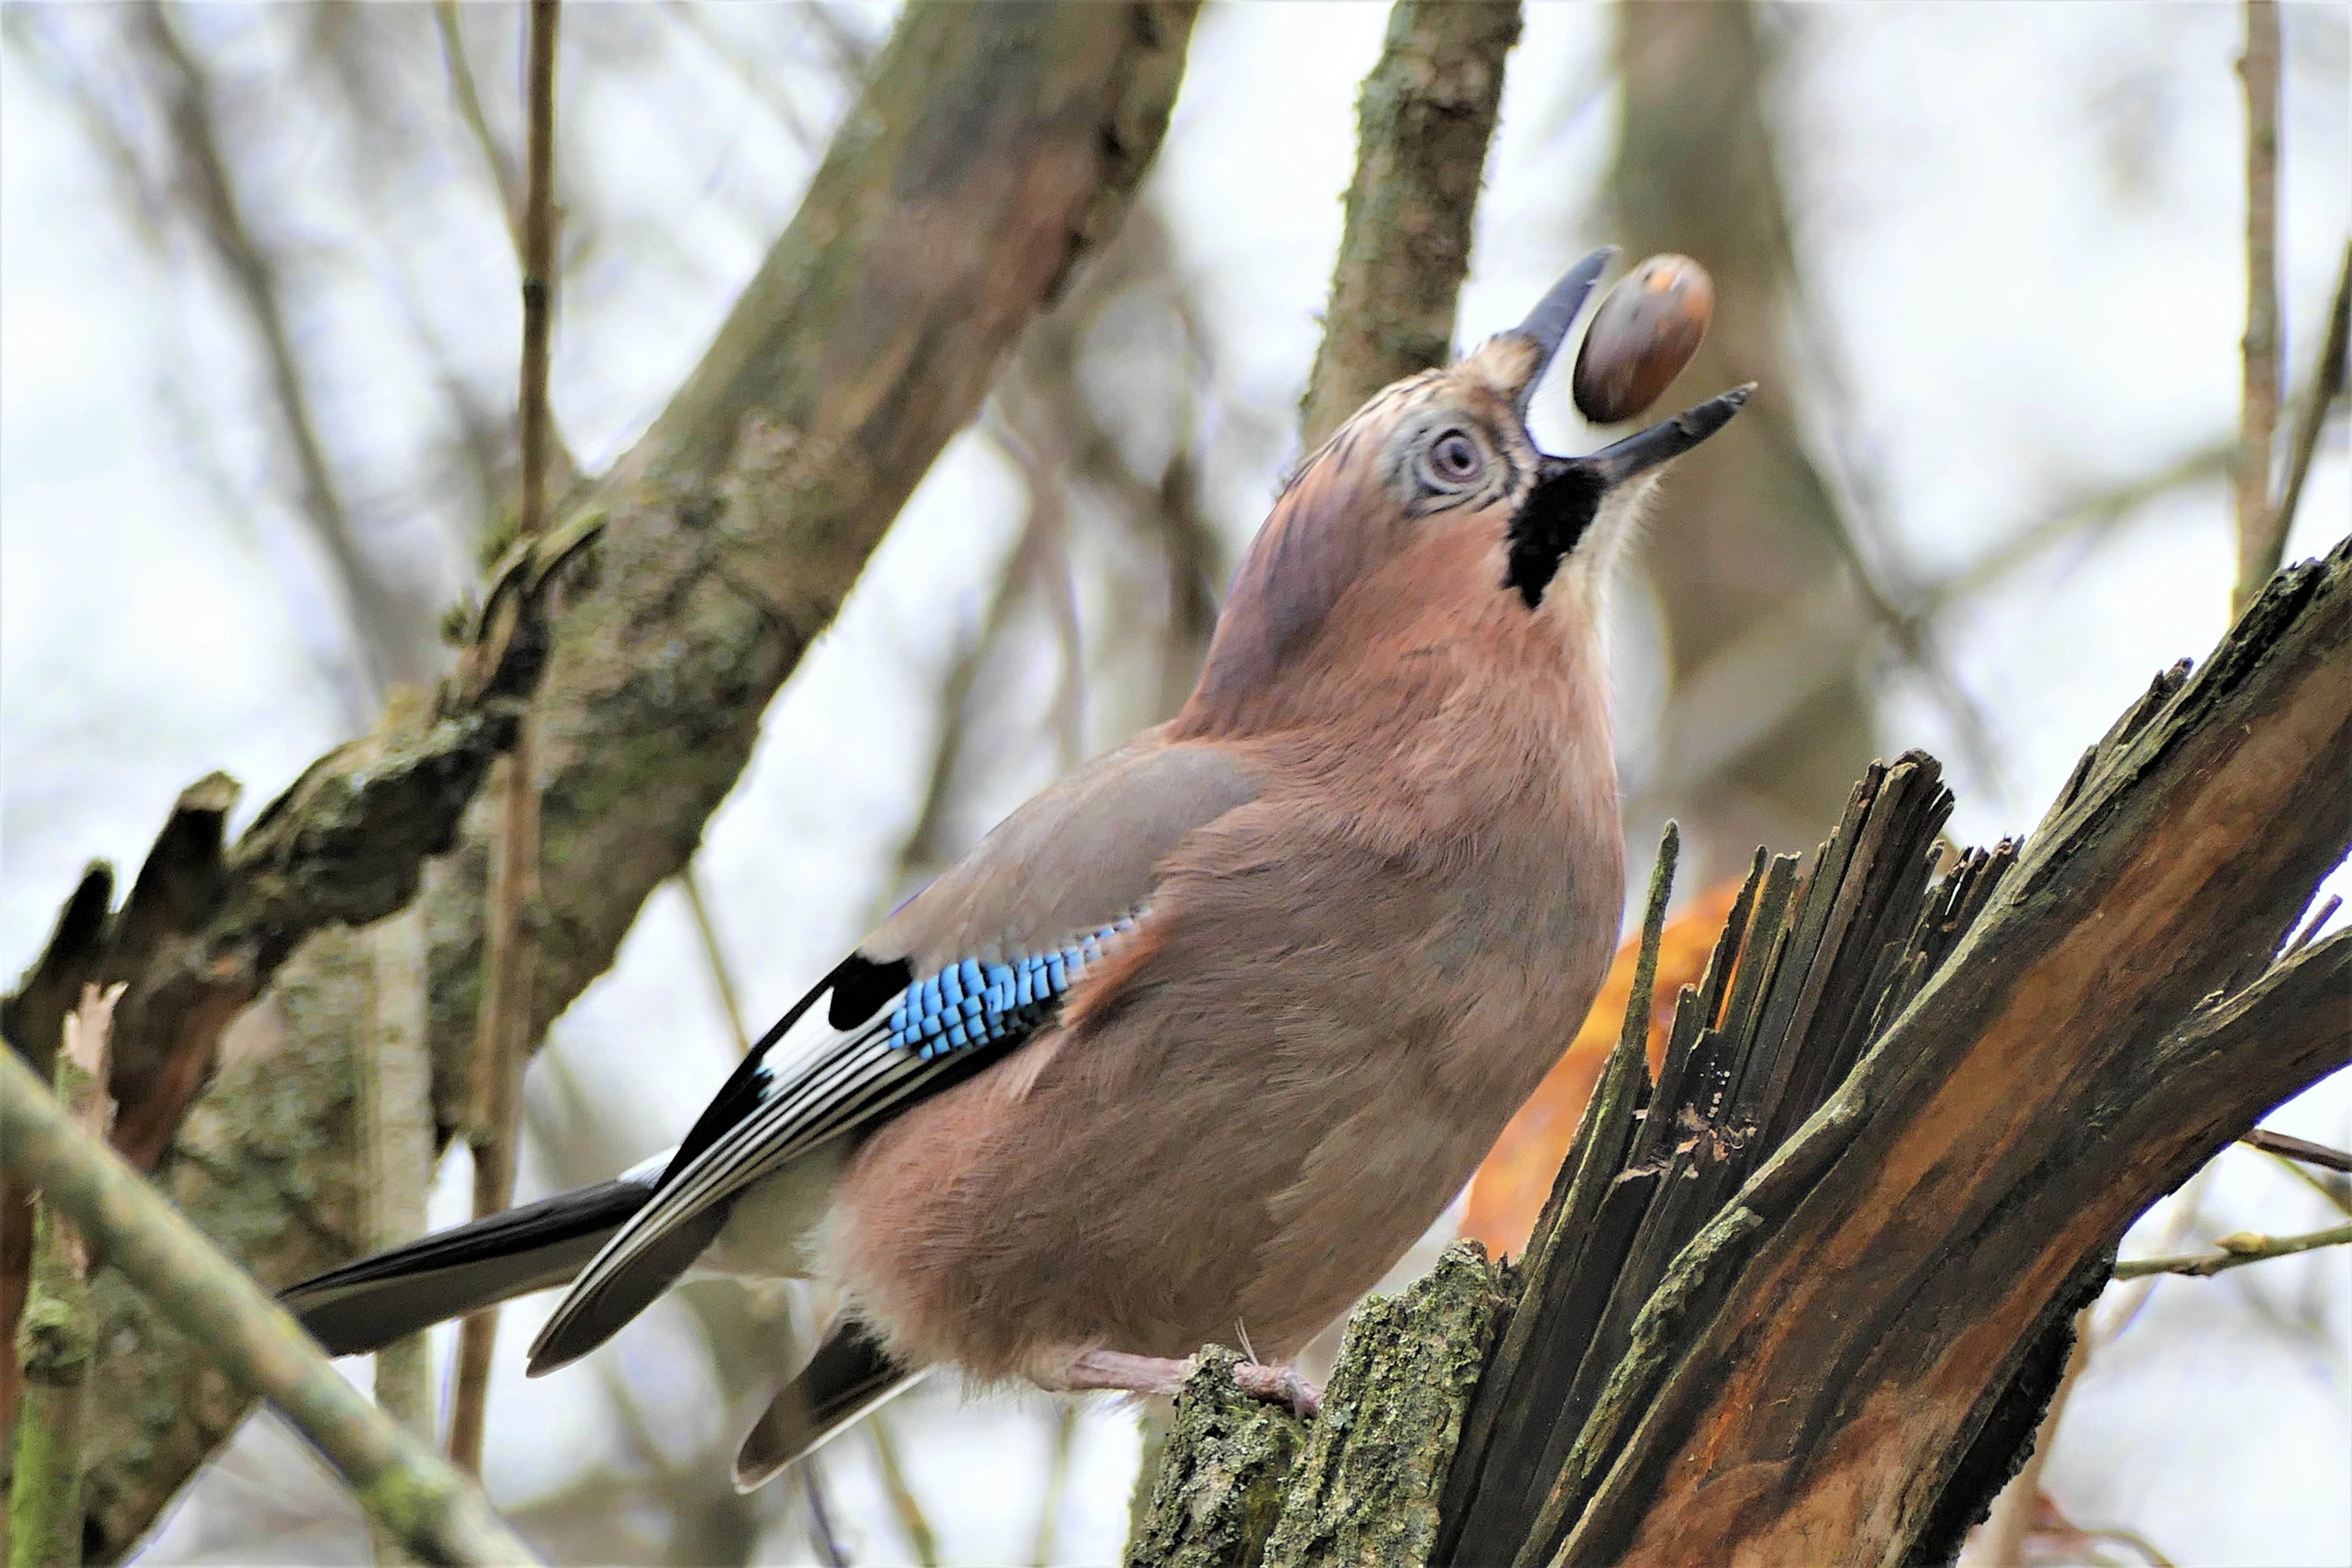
top-left (2231, 0), bottom-right (2283, 618)
top-left (0, 1045), bottom-right (535, 1567)
top-left (132, 1), bottom-right (436, 695)
top-left (2242, 1125), bottom-right (2352, 1175)
top-left (8, 986), bottom-right (118, 1568)
top-left (2113, 1219), bottom-right (2352, 1281)
top-left (448, 0), bottom-right (561, 1477)
top-left (1298, 0), bottom-right (1522, 451)
top-left (42, 3), bottom-right (1201, 1552)
top-left (2271, 240), bottom-right (2352, 553)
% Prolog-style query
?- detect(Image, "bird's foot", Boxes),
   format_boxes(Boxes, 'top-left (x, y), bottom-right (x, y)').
top-left (1054, 1348), bottom-right (1322, 1419)
top-left (1228, 1357), bottom-right (1322, 1419)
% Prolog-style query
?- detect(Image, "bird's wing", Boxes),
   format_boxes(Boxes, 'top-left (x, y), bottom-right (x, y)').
top-left (527, 735), bottom-right (1260, 1374)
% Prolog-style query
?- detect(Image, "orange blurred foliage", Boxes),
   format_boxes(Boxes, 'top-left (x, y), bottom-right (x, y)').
top-left (1460, 880), bottom-right (1745, 1261)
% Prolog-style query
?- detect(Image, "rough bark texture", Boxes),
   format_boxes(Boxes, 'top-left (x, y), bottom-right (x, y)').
top-left (1262, 1243), bottom-right (1506, 1568)
top-left (1129, 543), bottom-right (2348, 1568)
top-left (43, 4), bottom-right (1201, 1554)
top-left (1297, 0), bottom-right (1522, 451)
top-left (1442, 758), bottom-right (2006, 1568)
top-left (1127, 1351), bottom-right (1308, 1568)
top-left (1564, 539), bottom-right (2352, 1567)
top-left (420, 0), bottom-right (1198, 1132)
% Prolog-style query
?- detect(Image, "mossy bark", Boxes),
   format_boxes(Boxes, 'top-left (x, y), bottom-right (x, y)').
top-left (73, 937), bottom-right (370, 1562)
top-left (8, 1045), bottom-right (103, 1568)
top-left (1126, 1351), bottom-right (1306, 1568)
top-left (1261, 1244), bottom-right (1505, 1568)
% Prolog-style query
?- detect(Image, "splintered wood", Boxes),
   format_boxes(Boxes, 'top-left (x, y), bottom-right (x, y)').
top-left (1440, 756), bottom-right (2014, 1568)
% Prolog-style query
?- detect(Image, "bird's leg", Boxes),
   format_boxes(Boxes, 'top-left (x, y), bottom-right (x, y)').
top-left (1052, 1348), bottom-right (1323, 1418)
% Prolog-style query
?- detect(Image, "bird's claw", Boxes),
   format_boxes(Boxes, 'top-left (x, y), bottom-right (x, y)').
top-left (1229, 1359), bottom-right (1322, 1419)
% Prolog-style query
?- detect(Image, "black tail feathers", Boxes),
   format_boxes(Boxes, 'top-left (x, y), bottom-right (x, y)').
top-left (733, 1322), bottom-right (919, 1491)
top-left (283, 1178), bottom-right (651, 1357)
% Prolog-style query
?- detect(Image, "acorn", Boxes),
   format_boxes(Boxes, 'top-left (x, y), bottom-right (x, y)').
top-left (1571, 253), bottom-right (1715, 425)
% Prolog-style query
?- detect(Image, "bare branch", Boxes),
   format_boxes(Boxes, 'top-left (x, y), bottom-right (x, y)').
top-left (450, 0), bottom-right (562, 1475)
top-left (2232, 0), bottom-right (2283, 618)
top-left (431, 1), bottom-right (522, 251)
top-left (2242, 1125), bottom-right (2352, 1175)
top-left (1298, 0), bottom-right (1522, 450)
top-left (132, 2), bottom-right (433, 693)
top-left (679, 866), bottom-right (753, 1057)
top-left (2271, 240), bottom-right (2352, 551)
top-left (8, 985), bottom-right (120, 1568)
top-left (2113, 1220), bottom-right (2352, 1280)
top-left (0, 1045), bottom-right (537, 1566)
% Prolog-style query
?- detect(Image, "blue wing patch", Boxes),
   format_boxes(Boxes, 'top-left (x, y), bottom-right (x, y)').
top-left (532, 912), bottom-right (1153, 1375)
top-left (888, 916), bottom-right (1140, 1062)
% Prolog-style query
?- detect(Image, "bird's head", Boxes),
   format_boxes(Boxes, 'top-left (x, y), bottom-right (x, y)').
top-left (1179, 250), bottom-right (1748, 736)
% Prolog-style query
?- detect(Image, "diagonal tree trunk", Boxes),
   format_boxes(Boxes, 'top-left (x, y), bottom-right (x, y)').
top-left (37, 5), bottom-right (1201, 1554)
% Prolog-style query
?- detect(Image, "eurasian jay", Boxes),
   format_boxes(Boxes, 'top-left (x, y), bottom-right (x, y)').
top-left (285, 249), bottom-right (1749, 1489)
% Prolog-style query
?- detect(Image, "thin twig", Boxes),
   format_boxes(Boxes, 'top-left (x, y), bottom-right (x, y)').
top-left (662, 2), bottom-right (816, 147)
top-left (866, 1411), bottom-right (940, 1568)
top-left (678, 861), bottom-right (851, 1561)
top-left (2112, 1220), bottom-right (2352, 1280)
top-left (2242, 1126), bottom-right (2352, 1175)
top-left (679, 865), bottom-right (752, 1057)
top-left (982, 410), bottom-right (1086, 772)
top-left (2095, 1163), bottom-right (2216, 1346)
top-left (800, 1464), bottom-right (849, 1568)
top-left (132, 1), bottom-right (421, 699)
top-left (2271, 240), bottom-right (2352, 551)
top-left (1926, 442), bottom-right (2237, 616)
top-left (431, 1), bottom-right (523, 253)
top-left (1029, 1404), bottom-right (1079, 1566)
top-left (514, 0), bottom-right (559, 564)
top-left (2231, 0), bottom-right (2282, 619)
top-left (0, 1044), bottom-right (538, 1565)
top-left (2283, 894), bottom-right (2343, 959)
top-left (450, 0), bottom-right (560, 1477)
top-left (8, 985), bottom-right (119, 1568)
top-left (2255, 1148), bottom-right (2352, 1217)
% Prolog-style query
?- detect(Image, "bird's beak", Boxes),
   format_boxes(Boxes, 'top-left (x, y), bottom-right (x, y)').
top-left (1503, 384), bottom-right (1752, 607)
top-left (1500, 248), bottom-right (1616, 417)
top-left (1550, 383), bottom-right (1753, 490)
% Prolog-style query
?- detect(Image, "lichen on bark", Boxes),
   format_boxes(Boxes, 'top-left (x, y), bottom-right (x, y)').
top-left (1126, 1350), bottom-right (1306, 1568)
top-left (1260, 1243), bottom-right (1506, 1568)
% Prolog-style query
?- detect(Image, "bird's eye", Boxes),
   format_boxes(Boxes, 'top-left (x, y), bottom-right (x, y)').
top-left (1427, 431), bottom-right (1484, 486)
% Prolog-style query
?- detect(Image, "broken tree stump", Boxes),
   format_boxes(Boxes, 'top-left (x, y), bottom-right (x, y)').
top-left (1126, 538), bottom-right (2352, 1568)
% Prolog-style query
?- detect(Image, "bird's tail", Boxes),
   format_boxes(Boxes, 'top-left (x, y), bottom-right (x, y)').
top-left (283, 1178), bottom-right (652, 1357)
top-left (733, 1321), bottom-right (923, 1492)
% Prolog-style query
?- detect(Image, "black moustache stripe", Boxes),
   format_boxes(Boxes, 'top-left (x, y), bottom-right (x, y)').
top-left (1503, 463), bottom-right (1604, 609)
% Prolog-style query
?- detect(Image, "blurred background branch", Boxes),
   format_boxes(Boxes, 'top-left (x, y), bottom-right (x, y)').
top-left (1298, 0), bottom-right (1522, 450)
top-left (2231, 0), bottom-right (2282, 618)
